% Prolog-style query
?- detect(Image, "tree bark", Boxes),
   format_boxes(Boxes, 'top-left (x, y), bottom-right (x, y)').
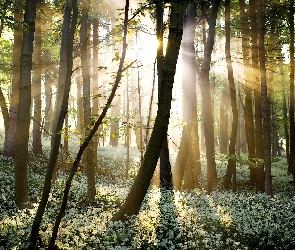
top-left (0, 87), bottom-right (9, 145)
top-left (198, 0), bottom-right (221, 193)
top-left (112, 2), bottom-right (184, 222)
top-left (29, 0), bottom-right (77, 247)
top-left (47, 1), bottom-right (129, 246)
top-left (173, 3), bottom-right (199, 190)
top-left (92, 16), bottom-right (99, 168)
top-left (80, 0), bottom-right (96, 203)
top-left (4, 8), bottom-right (22, 157)
top-left (289, 0), bottom-right (295, 185)
top-left (155, 2), bottom-right (173, 189)
top-left (239, 0), bottom-right (257, 186)
top-left (32, 1), bottom-right (42, 155)
top-left (219, 81), bottom-right (229, 155)
top-left (14, 0), bottom-right (36, 208)
top-left (223, 0), bottom-right (238, 192)
top-left (257, 0), bottom-right (272, 195)
top-left (250, 0), bottom-right (265, 192)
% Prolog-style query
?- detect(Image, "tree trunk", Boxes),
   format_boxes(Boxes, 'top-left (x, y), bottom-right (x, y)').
top-left (155, 2), bottom-right (173, 189)
top-left (4, 8), bottom-right (22, 157)
top-left (92, 16), bottom-right (99, 167)
top-left (76, 75), bottom-right (84, 134)
top-left (223, 0), bottom-right (238, 192)
top-left (47, 1), bottom-right (129, 246)
top-left (43, 56), bottom-right (53, 137)
top-left (0, 87), bottom-right (9, 145)
top-left (219, 81), bottom-right (229, 154)
top-left (289, 0), bottom-right (295, 185)
top-left (199, 0), bottom-right (221, 193)
top-left (32, 2), bottom-right (42, 155)
top-left (109, 95), bottom-right (120, 147)
top-left (239, 0), bottom-right (256, 186)
top-left (29, 0), bottom-right (78, 247)
top-left (80, 0), bottom-right (96, 203)
top-left (112, 2), bottom-right (184, 222)
top-left (14, 0), bottom-right (36, 208)
top-left (173, 3), bottom-right (199, 190)
top-left (281, 62), bottom-right (290, 167)
top-left (257, 0), bottom-right (272, 195)
top-left (250, 0), bottom-right (265, 192)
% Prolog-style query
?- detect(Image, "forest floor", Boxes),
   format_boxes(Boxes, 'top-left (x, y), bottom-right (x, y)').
top-left (1, 140), bottom-right (295, 249)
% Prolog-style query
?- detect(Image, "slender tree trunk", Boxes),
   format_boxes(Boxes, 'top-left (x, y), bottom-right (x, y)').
top-left (43, 67), bottom-right (53, 137)
top-left (281, 63), bottom-right (290, 166)
top-left (219, 81), bottom-right (229, 154)
top-left (32, 2), bottom-right (42, 155)
top-left (92, 16), bottom-right (99, 167)
top-left (0, 87), bottom-right (9, 144)
top-left (47, 1), bottom-right (129, 246)
top-left (51, 0), bottom-right (71, 140)
top-left (250, 0), bottom-right (265, 192)
top-left (112, 2), bottom-right (184, 222)
top-left (14, 0), bottom-right (36, 208)
top-left (257, 0), bottom-right (272, 195)
top-left (289, 0), bottom-right (295, 185)
top-left (223, 0), bottom-right (238, 192)
top-left (199, 0), bottom-right (221, 193)
top-left (4, 9), bottom-right (22, 157)
top-left (80, 0), bottom-right (96, 203)
top-left (29, 0), bottom-right (78, 247)
top-left (239, 0), bottom-right (256, 186)
top-left (76, 75), bottom-right (84, 134)
top-left (0, 16), bottom-right (9, 140)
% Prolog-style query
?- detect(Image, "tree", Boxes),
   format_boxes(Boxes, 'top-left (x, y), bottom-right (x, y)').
top-left (32, 0), bottom-right (42, 155)
top-left (92, 15), bottom-right (99, 167)
top-left (198, 0), bottom-right (221, 193)
top-left (47, 1), bottom-right (130, 246)
top-left (223, 0), bottom-right (238, 191)
top-left (250, 0), bottom-right (265, 192)
top-left (156, 1), bottom-right (173, 189)
top-left (4, 2), bottom-right (23, 157)
top-left (29, 0), bottom-right (78, 246)
top-left (289, 0), bottom-right (295, 184)
top-left (80, 0), bottom-right (96, 203)
top-left (173, 2), bottom-right (200, 190)
top-left (239, 0), bottom-right (256, 186)
top-left (257, 0), bottom-right (272, 195)
top-left (112, 2), bottom-right (184, 222)
top-left (14, 0), bottom-right (37, 208)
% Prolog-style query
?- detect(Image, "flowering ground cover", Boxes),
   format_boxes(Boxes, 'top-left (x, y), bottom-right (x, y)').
top-left (0, 145), bottom-right (295, 249)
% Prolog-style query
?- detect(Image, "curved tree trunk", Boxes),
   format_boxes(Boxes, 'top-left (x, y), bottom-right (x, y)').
top-left (112, 2), bottom-right (184, 222)
top-left (29, 0), bottom-right (78, 247)
top-left (47, 1), bottom-right (130, 246)
top-left (155, 2), bottom-right (173, 189)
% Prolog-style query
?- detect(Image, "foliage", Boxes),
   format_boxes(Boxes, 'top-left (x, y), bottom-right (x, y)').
top-left (1, 146), bottom-right (295, 249)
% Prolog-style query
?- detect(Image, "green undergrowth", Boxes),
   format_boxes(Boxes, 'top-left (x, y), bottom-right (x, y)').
top-left (0, 146), bottom-right (295, 249)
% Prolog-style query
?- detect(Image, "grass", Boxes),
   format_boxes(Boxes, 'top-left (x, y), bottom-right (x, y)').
top-left (0, 143), bottom-right (295, 249)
